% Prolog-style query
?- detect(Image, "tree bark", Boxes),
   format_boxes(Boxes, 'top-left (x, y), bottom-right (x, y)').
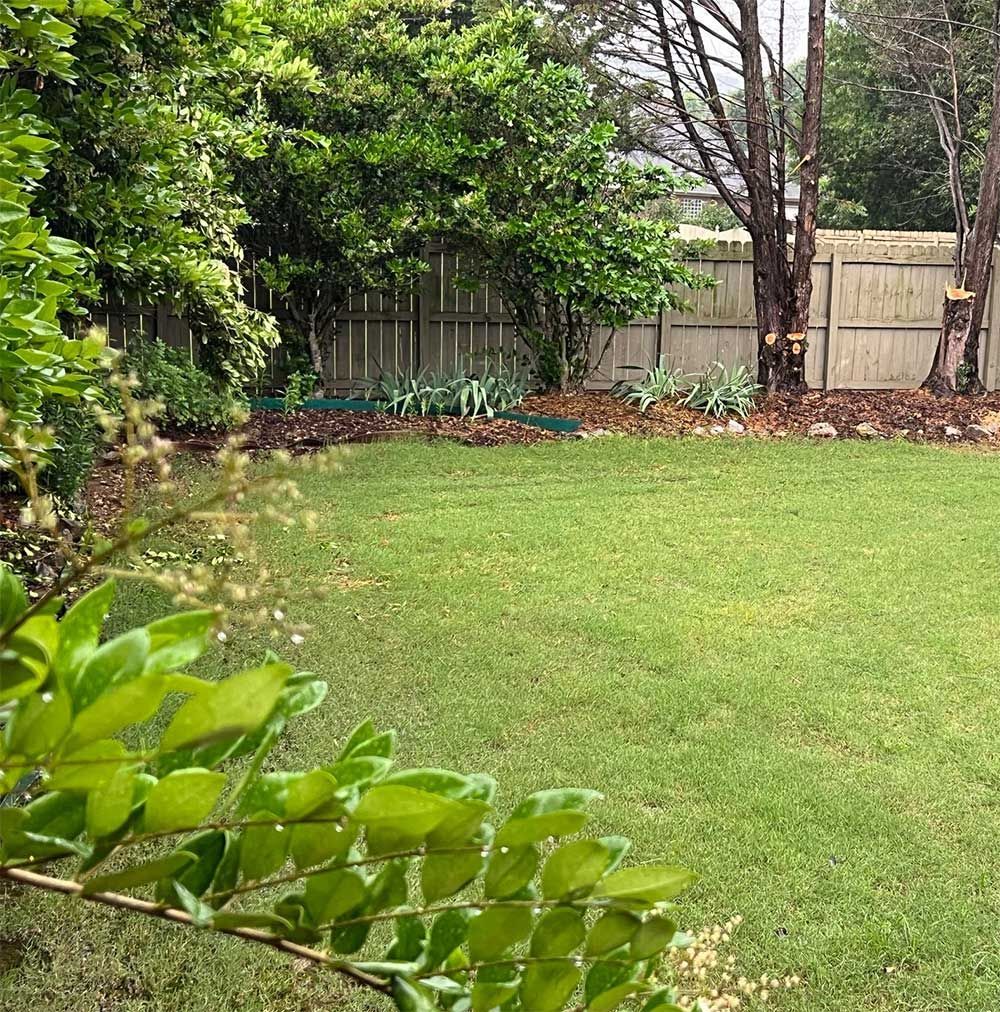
top-left (787, 0), bottom-right (826, 350)
top-left (744, 0), bottom-right (823, 393)
top-left (925, 55), bottom-right (1000, 395)
top-left (286, 291), bottom-right (340, 396)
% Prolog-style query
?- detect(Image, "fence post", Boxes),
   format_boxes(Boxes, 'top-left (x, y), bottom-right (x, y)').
top-left (985, 247), bottom-right (1000, 391)
top-left (657, 302), bottom-right (671, 362)
top-left (823, 251), bottom-right (843, 390)
top-left (417, 246), bottom-right (434, 372)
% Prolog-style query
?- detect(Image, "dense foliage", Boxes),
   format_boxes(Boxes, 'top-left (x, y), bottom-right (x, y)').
top-left (239, 0), bottom-right (460, 392)
top-left (238, 2), bottom-right (702, 394)
top-left (27, 0), bottom-right (319, 382)
top-left (441, 9), bottom-right (709, 391)
top-left (820, 19), bottom-right (992, 230)
top-left (0, 79), bottom-right (107, 470)
top-left (125, 342), bottom-right (246, 431)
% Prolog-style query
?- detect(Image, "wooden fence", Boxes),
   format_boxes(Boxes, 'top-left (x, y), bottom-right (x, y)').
top-left (90, 235), bottom-right (1000, 393)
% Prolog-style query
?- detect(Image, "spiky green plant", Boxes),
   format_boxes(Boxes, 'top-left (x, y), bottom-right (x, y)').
top-left (681, 363), bottom-right (761, 419)
top-left (364, 357), bottom-right (529, 419)
top-left (611, 357), bottom-right (690, 413)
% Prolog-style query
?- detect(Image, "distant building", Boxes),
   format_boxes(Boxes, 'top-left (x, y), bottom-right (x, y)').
top-left (680, 175), bottom-right (800, 224)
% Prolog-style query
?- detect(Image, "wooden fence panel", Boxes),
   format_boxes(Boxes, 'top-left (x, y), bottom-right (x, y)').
top-left (88, 236), bottom-right (1000, 393)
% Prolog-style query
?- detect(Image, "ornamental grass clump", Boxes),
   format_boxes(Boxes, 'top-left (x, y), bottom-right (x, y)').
top-left (364, 356), bottom-right (529, 419)
top-left (612, 357), bottom-right (691, 413)
top-left (612, 359), bottom-right (761, 419)
top-left (680, 363), bottom-right (761, 419)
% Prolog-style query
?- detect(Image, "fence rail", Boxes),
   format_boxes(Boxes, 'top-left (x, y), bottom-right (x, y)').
top-left (91, 236), bottom-right (1000, 393)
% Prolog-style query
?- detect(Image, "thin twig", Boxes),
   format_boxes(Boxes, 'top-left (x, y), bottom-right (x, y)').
top-left (0, 866), bottom-right (392, 994)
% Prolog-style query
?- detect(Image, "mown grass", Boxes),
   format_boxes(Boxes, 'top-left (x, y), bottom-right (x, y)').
top-left (3, 436), bottom-right (1000, 1011)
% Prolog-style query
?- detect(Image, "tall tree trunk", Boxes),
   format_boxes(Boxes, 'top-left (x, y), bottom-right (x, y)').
top-left (751, 227), bottom-right (801, 391)
top-left (786, 0), bottom-right (826, 384)
top-left (926, 56), bottom-right (1000, 395)
top-left (741, 0), bottom-right (824, 393)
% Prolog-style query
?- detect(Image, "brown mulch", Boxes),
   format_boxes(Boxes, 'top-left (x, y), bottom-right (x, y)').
top-left (5, 388), bottom-right (999, 560)
top-left (746, 388), bottom-right (1000, 441)
top-left (522, 391), bottom-right (705, 437)
top-left (524, 388), bottom-right (1000, 445)
top-left (233, 408), bottom-right (557, 451)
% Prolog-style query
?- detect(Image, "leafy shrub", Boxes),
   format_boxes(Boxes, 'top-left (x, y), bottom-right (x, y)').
top-left (681, 362), bottom-right (762, 419)
top-left (281, 370), bottom-right (316, 413)
top-left (365, 358), bottom-right (529, 419)
top-left (0, 85), bottom-right (108, 472)
top-left (126, 341), bottom-right (245, 430)
top-left (612, 357), bottom-right (689, 413)
top-left (37, 399), bottom-right (100, 500)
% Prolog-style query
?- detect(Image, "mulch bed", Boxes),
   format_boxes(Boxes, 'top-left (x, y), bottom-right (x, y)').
top-left (524, 388), bottom-right (1000, 445)
top-left (4, 388), bottom-right (998, 590)
top-left (522, 391), bottom-right (705, 437)
top-left (747, 389), bottom-right (1000, 441)
top-left (5, 388), bottom-right (999, 563)
top-left (178, 408), bottom-right (559, 453)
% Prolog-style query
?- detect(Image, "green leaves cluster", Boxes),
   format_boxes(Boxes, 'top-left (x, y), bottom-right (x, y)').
top-left (0, 565), bottom-right (698, 1011)
top-left (240, 0), bottom-right (461, 391)
top-left (435, 9), bottom-right (712, 391)
top-left (123, 341), bottom-right (246, 431)
top-left (238, 1), bottom-right (710, 395)
top-left (0, 80), bottom-right (109, 467)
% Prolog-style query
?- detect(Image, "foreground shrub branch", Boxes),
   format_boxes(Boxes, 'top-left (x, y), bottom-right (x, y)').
top-left (0, 865), bottom-right (392, 993)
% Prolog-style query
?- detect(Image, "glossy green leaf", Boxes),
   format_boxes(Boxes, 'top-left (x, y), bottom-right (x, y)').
top-left (143, 610), bottom-right (215, 675)
top-left (289, 802), bottom-right (353, 869)
top-left (51, 580), bottom-right (114, 681)
top-left (239, 810), bottom-right (289, 880)
top-left (471, 981), bottom-right (520, 1011)
top-left (422, 908), bottom-right (471, 969)
top-left (5, 688), bottom-right (71, 758)
top-left (520, 961), bottom-right (581, 1012)
top-left (47, 739), bottom-right (129, 791)
top-left (421, 848), bottom-right (484, 903)
top-left (352, 784), bottom-right (459, 837)
top-left (0, 566), bottom-right (27, 631)
top-left (66, 675), bottom-right (173, 750)
top-left (390, 976), bottom-right (436, 1012)
top-left (541, 839), bottom-right (610, 899)
top-left (160, 662), bottom-right (292, 752)
top-left (72, 627), bottom-right (150, 709)
top-left (585, 956), bottom-right (640, 1007)
top-left (85, 765), bottom-right (137, 837)
top-left (484, 844), bottom-right (537, 898)
top-left (586, 911), bottom-right (641, 956)
top-left (468, 905), bottom-right (532, 961)
top-left (142, 769), bottom-right (226, 833)
top-left (630, 915), bottom-right (678, 960)
top-left (587, 981), bottom-right (649, 1012)
top-left (82, 851), bottom-right (195, 895)
top-left (495, 810), bottom-right (590, 847)
top-left (304, 867), bottom-right (366, 923)
top-left (531, 907), bottom-right (585, 957)
top-left (593, 866), bottom-right (697, 906)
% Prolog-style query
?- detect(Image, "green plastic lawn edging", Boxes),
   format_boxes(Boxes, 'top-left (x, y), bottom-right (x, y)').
top-left (249, 397), bottom-right (581, 433)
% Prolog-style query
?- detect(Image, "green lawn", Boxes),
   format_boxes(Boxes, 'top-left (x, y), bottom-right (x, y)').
top-left (4, 436), bottom-right (1000, 1011)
